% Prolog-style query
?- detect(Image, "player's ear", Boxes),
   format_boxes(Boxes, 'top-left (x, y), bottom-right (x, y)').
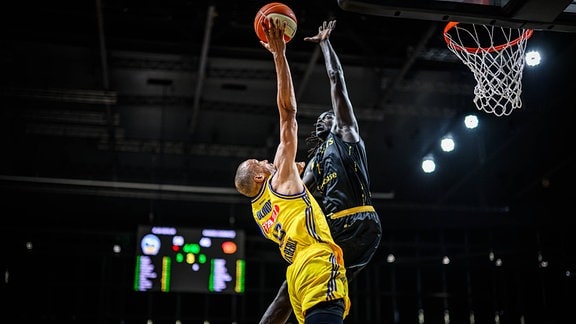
top-left (254, 173), bottom-right (266, 183)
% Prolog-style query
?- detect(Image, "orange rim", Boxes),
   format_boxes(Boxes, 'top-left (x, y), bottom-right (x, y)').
top-left (444, 21), bottom-right (533, 54)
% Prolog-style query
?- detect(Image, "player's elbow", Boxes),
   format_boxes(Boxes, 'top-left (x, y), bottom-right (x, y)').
top-left (327, 68), bottom-right (343, 82)
top-left (278, 100), bottom-right (297, 114)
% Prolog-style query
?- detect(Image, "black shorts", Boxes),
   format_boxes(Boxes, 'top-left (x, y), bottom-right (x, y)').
top-left (305, 299), bottom-right (345, 324)
top-left (327, 211), bottom-right (382, 281)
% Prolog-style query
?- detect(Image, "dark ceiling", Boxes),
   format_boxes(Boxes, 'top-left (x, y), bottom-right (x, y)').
top-left (1, 0), bottom-right (575, 234)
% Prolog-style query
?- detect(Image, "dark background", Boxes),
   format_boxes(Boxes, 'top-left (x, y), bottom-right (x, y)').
top-left (1, 0), bottom-right (575, 323)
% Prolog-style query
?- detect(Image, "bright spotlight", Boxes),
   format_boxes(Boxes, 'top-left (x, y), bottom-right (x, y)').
top-left (440, 135), bottom-right (455, 152)
top-left (421, 156), bottom-right (436, 173)
top-left (464, 115), bottom-right (478, 129)
top-left (525, 50), bottom-right (541, 67)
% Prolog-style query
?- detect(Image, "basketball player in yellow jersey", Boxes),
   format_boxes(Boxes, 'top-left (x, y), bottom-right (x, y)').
top-left (234, 18), bottom-right (350, 324)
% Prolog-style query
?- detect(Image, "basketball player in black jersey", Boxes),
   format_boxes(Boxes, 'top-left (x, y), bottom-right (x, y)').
top-left (259, 20), bottom-right (382, 324)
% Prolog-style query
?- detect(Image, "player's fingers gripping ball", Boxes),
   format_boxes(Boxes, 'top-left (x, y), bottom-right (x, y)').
top-left (254, 2), bottom-right (297, 43)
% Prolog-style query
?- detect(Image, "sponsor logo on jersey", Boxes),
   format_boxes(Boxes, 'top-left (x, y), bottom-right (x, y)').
top-left (256, 200), bottom-right (272, 220)
top-left (283, 237), bottom-right (297, 263)
top-left (318, 171), bottom-right (337, 191)
top-left (262, 204), bottom-right (279, 234)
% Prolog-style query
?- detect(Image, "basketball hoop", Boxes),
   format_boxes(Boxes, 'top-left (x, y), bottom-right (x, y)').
top-left (444, 22), bottom-right (534, 116)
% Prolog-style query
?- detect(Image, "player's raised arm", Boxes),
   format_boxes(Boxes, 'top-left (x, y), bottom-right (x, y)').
top-left (305, 20), bottom-right (359, 142)
top-left (262, 18), bottom-right (301, 195)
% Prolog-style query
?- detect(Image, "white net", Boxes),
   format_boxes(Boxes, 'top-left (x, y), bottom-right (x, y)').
top-left (444, 22), bottom-right (533, 116)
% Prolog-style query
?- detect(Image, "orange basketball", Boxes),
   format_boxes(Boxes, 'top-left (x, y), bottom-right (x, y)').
top-left (254, 2), bottom-right (297, 43)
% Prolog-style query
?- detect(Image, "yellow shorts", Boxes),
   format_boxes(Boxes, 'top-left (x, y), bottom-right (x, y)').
top-left (286, 243), bottom-right (350, 324)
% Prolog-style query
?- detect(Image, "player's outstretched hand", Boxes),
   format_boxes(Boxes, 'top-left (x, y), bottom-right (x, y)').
top-left (260, 18), bottom-right (287, 54)
top-left (304, 20), bottom-right (336, 43)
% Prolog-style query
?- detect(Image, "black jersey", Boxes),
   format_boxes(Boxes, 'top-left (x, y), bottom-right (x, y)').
top-left (310, 132), bottom-right (381, 278)
top-left (311, 132), bottom-right (372, 214)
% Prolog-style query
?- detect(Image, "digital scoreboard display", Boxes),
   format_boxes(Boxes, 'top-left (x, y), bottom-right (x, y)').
top-left (134, 225), bottom-right (245, 294)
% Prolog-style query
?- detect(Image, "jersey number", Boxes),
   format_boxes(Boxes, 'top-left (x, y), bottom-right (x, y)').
top-left (273, 223), bottom-right (286, 242)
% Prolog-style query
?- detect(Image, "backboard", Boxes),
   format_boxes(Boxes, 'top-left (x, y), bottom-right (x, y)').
top-left (338, 0), bottom-right (576, 32)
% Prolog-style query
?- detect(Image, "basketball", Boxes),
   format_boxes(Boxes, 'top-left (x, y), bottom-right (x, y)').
top-left (254, 2), bottom-right (297, 43)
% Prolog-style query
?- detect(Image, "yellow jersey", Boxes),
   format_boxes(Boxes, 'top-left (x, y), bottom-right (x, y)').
top-left (251, 177), bottom-right (350, 323)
